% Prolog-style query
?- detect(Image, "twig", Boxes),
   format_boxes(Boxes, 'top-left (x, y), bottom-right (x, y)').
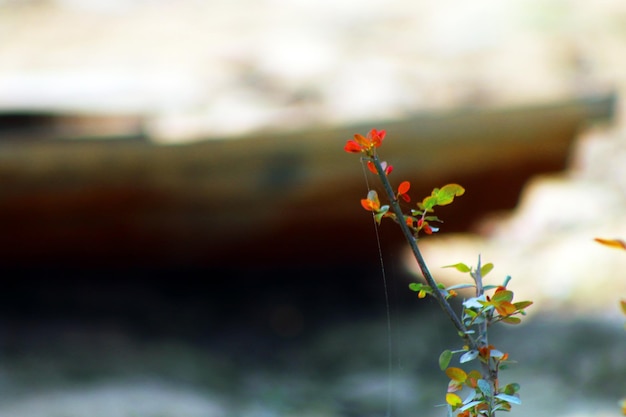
top-left (368, 154), bottom-right (469, 338)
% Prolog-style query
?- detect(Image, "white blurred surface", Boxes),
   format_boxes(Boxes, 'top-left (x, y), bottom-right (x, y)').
top-left (0, 0), bottom-right (623, 140)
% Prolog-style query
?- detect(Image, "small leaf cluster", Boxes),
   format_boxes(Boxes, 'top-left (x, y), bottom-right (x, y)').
top-left (421, 261), bottom-right (532, 417)
top-left (347, 129), bottom-right (464, 234)
top-left (440, 263), bottom-right (533, 327)
top-left (360, 182), bottom-right (465, 234)
top-left (409, 281), bottom-right (458, 300)
top-left (442, 364), bottom-right (521, 417)
top-left (408, 184), bottom-right (465, 235)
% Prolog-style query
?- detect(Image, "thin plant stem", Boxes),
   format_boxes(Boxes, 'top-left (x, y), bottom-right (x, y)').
top-left (367, 154), bottom-right (469, 340)
top-left (472, 256), bottom-right (497, 416)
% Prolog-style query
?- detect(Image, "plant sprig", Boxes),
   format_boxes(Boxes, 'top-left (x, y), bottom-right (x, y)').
top-left (344, 129), bottom-right (533, 417)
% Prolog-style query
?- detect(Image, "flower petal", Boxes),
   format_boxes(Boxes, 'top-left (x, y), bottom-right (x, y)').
top-left (344, 140), bottom-right (363, 153)
top-left (368, 129), bottom-right (385, 148)
top-left (353, 133), bottom-right (370, 147)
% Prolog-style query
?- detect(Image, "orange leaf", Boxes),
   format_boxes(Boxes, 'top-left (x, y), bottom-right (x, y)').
top-left (445, 367), bottom-right (467, 383)
top-left (479, 345), bottom-right (492, 359)
top-left (360, 199), bottom-right (375, 211)
top-left (360, 190), bottom-right (380, 212)
top-left (398, 181), bottom-right (410, 195)
top-left (467, 370), bottom-right (481, 388)
top-left (495, 301), bottom-right (517, 316)
top-left (594, 237), bottom-right (626, 250)
top-left (367, 161), bottom-right (377, 174)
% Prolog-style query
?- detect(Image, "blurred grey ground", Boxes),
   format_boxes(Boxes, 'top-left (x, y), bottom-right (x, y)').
top-left (1, 1), bottom-right (626, 416)
top-left (0, 312), bottom-right (623, 417)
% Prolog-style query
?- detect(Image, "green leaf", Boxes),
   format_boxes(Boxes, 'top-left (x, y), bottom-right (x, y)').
top-left (501, 316), bottom-right (522, 324)
top-left (443, 263), bottom-right (471, 273)
top-left (463, 309), bottom-right (478, 319)
top-left (439, 350), bottom-right (453, 371)
top-left (503, 383), bottom-right (520, 395)
top-left (373, 205), bottom-right (389, 225)
top-left (459, 400), bottom-right (483, 412)
top-left (424, 215), bottom-right (442, 222)
top-left (491, 290), bottom-right (513, 303)
top-left (493, 402), bottom-right (512, 412)
top-left (480, 262), bottom-right (494, 277)
top-left (459, 349), bottom-right (478, 364)
top-left (434, 184), bottom-right (465, 206)
top-left (495, 393), bottom-right (521, 405)
top-left (513, 301), bottom-right (533, 310)
top-left (408, 282), bottom-right (425, 292)
top-left (477, 379), bottom-right (493, 398)
top-left (421, 195), bottom-right (438, 211)
top-left (463, 296), bottom-right (485, 309)
top-left (490, 349), bottom-right (505, 358)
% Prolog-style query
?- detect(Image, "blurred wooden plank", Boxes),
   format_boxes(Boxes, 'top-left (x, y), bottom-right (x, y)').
top-left (0, 93), bottom-right (616, 267)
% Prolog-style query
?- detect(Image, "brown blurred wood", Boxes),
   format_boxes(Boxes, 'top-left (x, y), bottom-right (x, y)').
top-left (0, 93), bottom-right (616, 267)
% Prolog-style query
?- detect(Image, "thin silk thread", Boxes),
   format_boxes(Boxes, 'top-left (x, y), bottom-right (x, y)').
top-left (360, 157), bottom-right (394, 417)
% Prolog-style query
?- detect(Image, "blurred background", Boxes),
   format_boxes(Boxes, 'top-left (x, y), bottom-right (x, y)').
top-left (1, 0), bottom-right (626, 416)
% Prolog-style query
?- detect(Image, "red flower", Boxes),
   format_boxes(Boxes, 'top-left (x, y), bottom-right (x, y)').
top-left (344, 129), bottom-right (386, 154)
